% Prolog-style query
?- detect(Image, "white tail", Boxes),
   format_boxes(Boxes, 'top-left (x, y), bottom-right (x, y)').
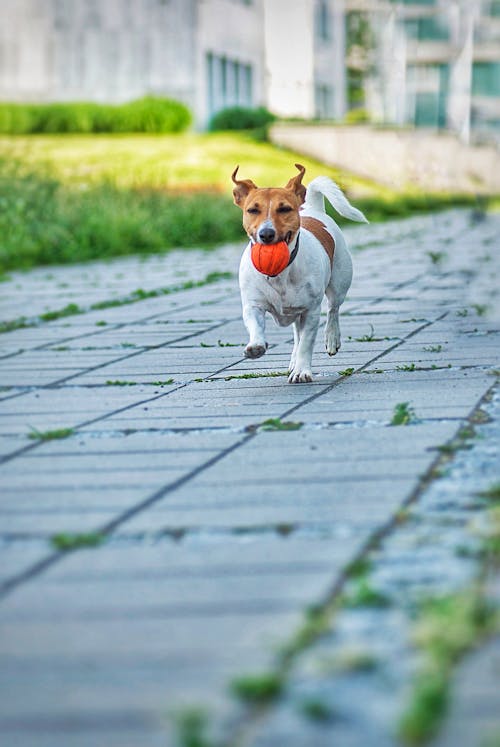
top-left (304, 176), bottom-right (368, 223)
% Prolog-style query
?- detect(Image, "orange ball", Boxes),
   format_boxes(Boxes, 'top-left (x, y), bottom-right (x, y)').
top-left (251, 241), bottom-right (290, 277)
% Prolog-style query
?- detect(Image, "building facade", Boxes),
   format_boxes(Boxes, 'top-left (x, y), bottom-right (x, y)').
top-left (346, 0), bottom-right (500, 143)
top-left (0, 0), bottom-right (346, 128)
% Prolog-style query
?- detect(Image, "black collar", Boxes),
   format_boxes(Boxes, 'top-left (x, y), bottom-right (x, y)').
top-left (286, 231), bottom-right (300, 269)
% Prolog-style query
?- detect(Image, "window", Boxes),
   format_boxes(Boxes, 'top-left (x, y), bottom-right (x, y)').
top-left (472, 62), bottom-right (500, 97)
top-left (316, 0), bottom-right (330, 42)
top-left (206, 52), bottom-right (254, 120)
top-left (315, 84), bottom-right (333, 119)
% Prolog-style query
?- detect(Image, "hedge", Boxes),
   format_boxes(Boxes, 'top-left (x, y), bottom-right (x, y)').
top-left (0, 96), bottom-right (192, 134)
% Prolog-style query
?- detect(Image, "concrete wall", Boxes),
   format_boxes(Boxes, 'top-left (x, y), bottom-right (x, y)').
top-left (270, 123), bottom-right (500, 193)
top-left (0, 0), bottom-right (199, 106)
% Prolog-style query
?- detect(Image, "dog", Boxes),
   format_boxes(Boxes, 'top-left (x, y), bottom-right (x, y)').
top-left (232, 163), bottom-right (368, 383)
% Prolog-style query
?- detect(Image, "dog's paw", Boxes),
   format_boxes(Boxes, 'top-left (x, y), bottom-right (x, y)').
top-left (325, 333), bottom-right (341, 356)
top-left (245, 342), bottom-right (268, 359)
top-left (288, 368), bottom-right (313, 384)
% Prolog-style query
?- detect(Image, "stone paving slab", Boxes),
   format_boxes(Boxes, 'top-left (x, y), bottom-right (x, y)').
top-left (0, 209), bottom-right (499, 746)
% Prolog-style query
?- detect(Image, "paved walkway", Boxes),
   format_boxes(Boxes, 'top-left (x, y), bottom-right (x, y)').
top-left (0, 209), bottom-right (499, 747)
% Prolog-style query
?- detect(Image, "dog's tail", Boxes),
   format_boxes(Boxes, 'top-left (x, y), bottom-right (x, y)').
top-left (304, 176), bottom-right (368, 223)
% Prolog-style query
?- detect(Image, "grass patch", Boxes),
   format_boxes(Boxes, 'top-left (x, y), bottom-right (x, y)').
top-left (28, 426), bottom-right (74, 441)
top-left (259, 418), bottom-right (303, 431)
top-left (50, 531), bottom-right (105, 551)
top-left (354, 324), bottom-right (384, 342)
top-left (341, 577), bottom-right (391, 609)
top-left (423, 345), bottom-right (442, 352)
top-left (478, 482), bottom-right (500, 503)
top-left (151, 379), bottom-right (174, 386)
top-left (280, 606), bottom-right (331, 662)
top-left (106, 380), bottom-right (137, 386)
top-left (299, 697), bottom-right (336, 723)
top-left (224, 371), bottom-right (287, 381)
top-left (171, 707), bottom-right (214, 747)
top-left (229, 672), bottom-right (284, 704)
top-left (427, 250), bottom-right (447, 265)
top-left (0, 134), bottom-right (490, 272)
top-left (390, 402), bottom-right (416, 426)
top-left (339, 367), bottom-right (356, 376)
top-left (396, 363), bottom-right (417, 372)
top-left (397, 589), bottom-right (496, 745)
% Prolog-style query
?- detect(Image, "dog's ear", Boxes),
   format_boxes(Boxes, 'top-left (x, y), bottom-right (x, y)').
top-left (284, 163), bottom-right (306, 205)
top-left (232, 166), bottom-right (257, 208)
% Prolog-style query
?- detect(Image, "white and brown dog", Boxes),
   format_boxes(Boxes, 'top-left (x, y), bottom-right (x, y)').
top-left (232, 163), bottom-right (368, 383)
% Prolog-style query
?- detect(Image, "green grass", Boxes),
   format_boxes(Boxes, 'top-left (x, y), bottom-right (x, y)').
top-left (478, 482), bottom-right (500, 503)
top-left (390, 402), bottom-right (416, 426)
top-left (229, 672), bottom-right (284, 704)
top-left (106, 380), bottom-right (137, 386)
top-left (299, 697), bottom-right (336, 723)
top-left (341, 577), bottom-right (391, 608)
top-left (50, 531), bottom-right (105, 551)
top-left (398, 589), bottom-right (496, 745)
top-left (259, 418), bottom-right (303, 431)
top-left (223, 371), bottom-right (287, 381)
top-left (339, 367), bottom-right (356, 376)
top-left (0, 132), bottom-right (489, 272)
top-left (28, 426), bottom-right (74, 441)
top-left (171, 707), bottom-right (215, 747)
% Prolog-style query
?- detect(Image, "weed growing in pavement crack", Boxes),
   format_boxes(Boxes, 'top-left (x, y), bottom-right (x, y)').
top-left (390, 402), bottom-right (416, 426)
top-left (50, 531), bottom-right (105, 551)
top-left (339, 367), bottom-right (355, 376)
top-left (340, 577), bottom-right (391, 609)
top-left (397, 589), bottom-right (496, 745)
top-left (28, 426), bottom-right (74, 441)
top-left (224, 371), bottom-right (287, 381)
top-left (229, 672), bottom-right (284, 704)
top-left (423, 345), bottom-right (442, 352)
top-left (298, 697), bottom-right (336, 723)
top-left (354, 324), bottom-right (384, 342)
top-left (427, 250), bottom-right (447, 265)
top-left (258, 418), bottom-right (303, 432)
top-left (171, 707), bottom-right (216, 747)
top-left (105, 380), bottom-right (137, 386)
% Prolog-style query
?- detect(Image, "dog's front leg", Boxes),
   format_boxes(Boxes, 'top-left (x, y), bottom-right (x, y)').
top-left (288, 307), bottom-right (321, 383)
top-left (289, 322), bottom-right (300, 373)
top-left (243, 305), bottom-right (268, 359)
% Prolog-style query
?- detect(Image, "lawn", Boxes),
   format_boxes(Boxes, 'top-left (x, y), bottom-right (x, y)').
top-left (0, 131), bottom-right (383, 194)
top-left (0, 132), bottom-right (485, 273)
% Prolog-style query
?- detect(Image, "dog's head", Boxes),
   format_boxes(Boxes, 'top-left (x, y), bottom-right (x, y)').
top-left (232, 164), bottom-right (306, 245)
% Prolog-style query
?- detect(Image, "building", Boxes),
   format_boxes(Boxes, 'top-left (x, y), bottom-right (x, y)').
top-left (0, 0), bottom-right (346, 128)
top-left (346, 0), bottom-right (500, 143)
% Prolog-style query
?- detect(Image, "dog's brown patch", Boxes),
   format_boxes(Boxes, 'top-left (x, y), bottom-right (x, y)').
top-left (300, 217), bottom-right (335, 265)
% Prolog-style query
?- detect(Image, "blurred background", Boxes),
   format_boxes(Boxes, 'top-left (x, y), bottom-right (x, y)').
top-left (0, 0), bottom-right (499, 275)
top-left (2, 0), bottom-right (500, 142)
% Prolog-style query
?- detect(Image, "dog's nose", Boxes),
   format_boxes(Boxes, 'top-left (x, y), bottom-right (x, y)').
top-left (258, 225), bottom-right (276, 244)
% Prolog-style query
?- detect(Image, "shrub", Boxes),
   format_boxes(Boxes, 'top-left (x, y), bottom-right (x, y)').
top-left (0, 96), bottom-right (191, 134)
top-left (344, 107), bottom-right (370, 125)
top-left (209, 105), bottom-right (276, 132)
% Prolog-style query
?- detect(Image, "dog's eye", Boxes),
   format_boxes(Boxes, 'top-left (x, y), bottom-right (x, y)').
top-left (277, 205), bottom-right (293, 213)
top-left (247, 207), bottom-right (260, 215)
